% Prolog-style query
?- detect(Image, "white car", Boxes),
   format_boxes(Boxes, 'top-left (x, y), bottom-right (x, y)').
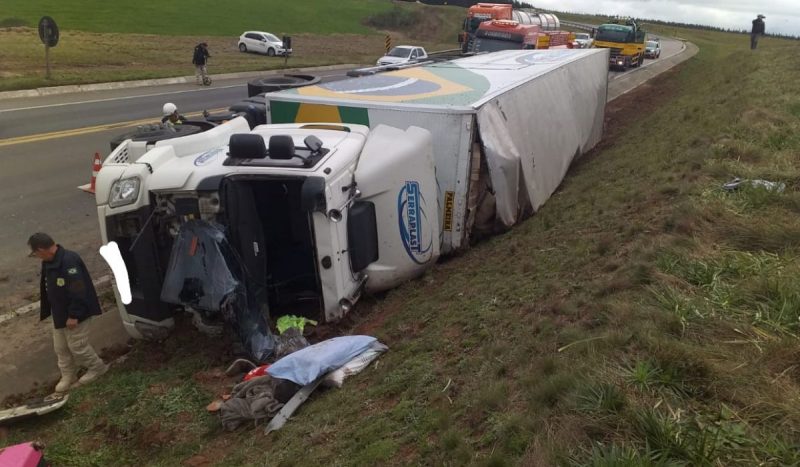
top-left (574, 33), bottom-right (593, 49)
top-left (238, 31), bottom-right (291, 56)
top-left (645, 39), bottom-right (661, 59)
top-left (376, 46), bottom-right (428, 66)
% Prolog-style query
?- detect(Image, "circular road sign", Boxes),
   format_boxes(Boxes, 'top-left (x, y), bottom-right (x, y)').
top-left (38, 16), bottom-right (59, 47)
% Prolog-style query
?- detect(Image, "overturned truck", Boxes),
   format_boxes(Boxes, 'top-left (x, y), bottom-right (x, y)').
top-left (96, 49), bottom-right (609, 353)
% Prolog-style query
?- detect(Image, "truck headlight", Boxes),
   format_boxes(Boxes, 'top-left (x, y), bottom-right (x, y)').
top-left (108, 177), bottom-right (141, 208)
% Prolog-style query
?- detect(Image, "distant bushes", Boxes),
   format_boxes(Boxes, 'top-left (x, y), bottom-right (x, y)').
top-left (0, 17), bottom-right (28, 28)
top-left (364, 6), bottom-right (421, 30)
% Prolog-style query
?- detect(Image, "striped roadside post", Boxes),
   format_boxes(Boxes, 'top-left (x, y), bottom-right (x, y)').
top-left (385, 35), bottom-right (392, 54)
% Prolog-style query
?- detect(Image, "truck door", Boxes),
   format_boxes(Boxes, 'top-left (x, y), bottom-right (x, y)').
top-left (353, 125), bottom-right (441, 292)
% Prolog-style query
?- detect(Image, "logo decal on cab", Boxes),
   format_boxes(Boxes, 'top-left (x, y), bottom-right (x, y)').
top-left (398, 181), bottom-right (434, 265)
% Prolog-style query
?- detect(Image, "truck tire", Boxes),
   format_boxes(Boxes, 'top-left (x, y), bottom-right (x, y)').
top-left (246, 74), bottom-right (321, 98)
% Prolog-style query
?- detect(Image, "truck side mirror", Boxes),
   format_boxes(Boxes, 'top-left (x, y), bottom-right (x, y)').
top-left (301, 177), bottom-right (327, 213)
top-left (304, 135), bottom-right (323, 153)
top-left (348, 201), bottom-right (379, 272)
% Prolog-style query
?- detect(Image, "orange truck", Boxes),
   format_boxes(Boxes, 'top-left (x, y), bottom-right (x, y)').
top-left (459, 3), bottom-right (562, 52)
top-left (459, 3), bottom-right (512, 52)
top-left (472, 19), bottom-right (575, 53)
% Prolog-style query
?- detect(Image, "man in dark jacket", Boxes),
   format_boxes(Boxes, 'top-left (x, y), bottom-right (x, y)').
top-left (751, 14), bottom-right (765, 50)
top-left (192, 42), bottom-right (211, 85)
top-left (28, 233), bottom-right (108, 393)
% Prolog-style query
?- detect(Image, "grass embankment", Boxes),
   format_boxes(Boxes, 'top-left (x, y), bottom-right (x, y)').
top-left (0, 1), bottom-right (463, 91)
top-left (5, 28), bottom-right (800, 466)
top-left (2, 0), bottom-right (394, 35)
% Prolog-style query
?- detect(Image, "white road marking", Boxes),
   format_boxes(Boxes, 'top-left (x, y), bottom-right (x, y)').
top-left (0, 85), bottom-right (244, 113)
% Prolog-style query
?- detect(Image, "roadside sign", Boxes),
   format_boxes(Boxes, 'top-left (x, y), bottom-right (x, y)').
top-left (38, 16), bottom-right (59, 47)
top-left (38, 16), bottom-right (59, 79)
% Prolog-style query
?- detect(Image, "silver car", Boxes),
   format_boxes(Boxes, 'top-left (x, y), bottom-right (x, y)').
top-left (238, 31), bottom-right (291, 56)
top-left (574, 33), bottom-right (593, 49)
top-left (645, 40), bottom-right (661, 59)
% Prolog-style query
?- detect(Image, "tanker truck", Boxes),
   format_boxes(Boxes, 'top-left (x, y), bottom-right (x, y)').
top-left (470, 19), bottom-right (576, 53)
top-left (459, 3), bottom-right (560, 52)
top-left (95, 49), bottom-right (609, 357)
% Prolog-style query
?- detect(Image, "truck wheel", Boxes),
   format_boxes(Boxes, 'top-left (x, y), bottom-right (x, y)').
top-left (267, 48), bottom-right (276, 57)
top-left (246, 74), bottom-right (321, 97)
top-left (239, 43), bottom-right (247, 53)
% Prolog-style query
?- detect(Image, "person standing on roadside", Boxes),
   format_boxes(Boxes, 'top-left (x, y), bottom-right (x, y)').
top-left (751, 14), bottom-right (765, 50)
top-left (28, 233), bottom-right (108, 393)
top-left (193, 42), bottom-right (211, 85)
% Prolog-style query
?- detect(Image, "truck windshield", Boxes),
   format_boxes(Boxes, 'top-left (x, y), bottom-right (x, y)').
top-left (596, 25), bottom-right (632, 43)
top-left (474, 37), bottom-right (518, 53)
top-left (467, 17), bottom-right (488, 33)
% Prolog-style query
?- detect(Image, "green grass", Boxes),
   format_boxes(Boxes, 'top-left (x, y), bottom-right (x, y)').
top-left (0, 2), bottom-right (463, 91)
top-left (1, 0), bottom-right (395, 35)
top-left (5, 20), bottom-right (800, 467)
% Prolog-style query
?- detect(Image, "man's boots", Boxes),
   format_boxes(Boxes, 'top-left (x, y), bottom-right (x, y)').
top-left (77, 362), bottom-right (109, 386)
top-left (55, 373), bottom-right (77, 393)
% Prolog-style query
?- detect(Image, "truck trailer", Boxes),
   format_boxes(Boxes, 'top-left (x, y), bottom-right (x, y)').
top-left (95, 49), bottom-right (609, 355)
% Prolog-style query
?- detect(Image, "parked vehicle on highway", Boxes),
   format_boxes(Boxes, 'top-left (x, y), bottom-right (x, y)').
top-left (238, 31), bottom-right (291, 56)
top-left (645, 39), bottom-right (661, 58)
top-left (574, 33), bottom-right (593, 48)
top-left (376, 46), bottom-right (428, 66)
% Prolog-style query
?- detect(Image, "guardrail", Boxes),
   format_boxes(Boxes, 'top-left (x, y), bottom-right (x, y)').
top-left (560, 20), bottom-right (597, 32)
top-left (347, 48), bottom-right (464, 77)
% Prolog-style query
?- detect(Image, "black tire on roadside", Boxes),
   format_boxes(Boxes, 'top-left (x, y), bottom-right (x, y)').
top-left (239, 43), bottom-right (247, 53)
top-left (246, 74), bottom-right (321, 98)
top-left (267, 48), bottom-right (276, 57)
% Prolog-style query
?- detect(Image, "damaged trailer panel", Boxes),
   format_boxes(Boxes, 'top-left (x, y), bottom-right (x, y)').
top-left (266, 48), bottom-right (609, 250)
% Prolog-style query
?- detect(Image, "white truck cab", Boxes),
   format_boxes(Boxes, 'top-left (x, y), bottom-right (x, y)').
top-left (96, 117), bottom-right (439, 339)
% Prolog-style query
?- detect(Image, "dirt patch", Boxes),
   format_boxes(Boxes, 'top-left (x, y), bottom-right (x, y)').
top-left (183, 455), bottom-right (212, 467)
top-left (136, 420), bottom-right (174, 449)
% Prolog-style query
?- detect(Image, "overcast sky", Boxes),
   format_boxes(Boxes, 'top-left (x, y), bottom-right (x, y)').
top-left (529, 0), bottom-right (800, 36)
